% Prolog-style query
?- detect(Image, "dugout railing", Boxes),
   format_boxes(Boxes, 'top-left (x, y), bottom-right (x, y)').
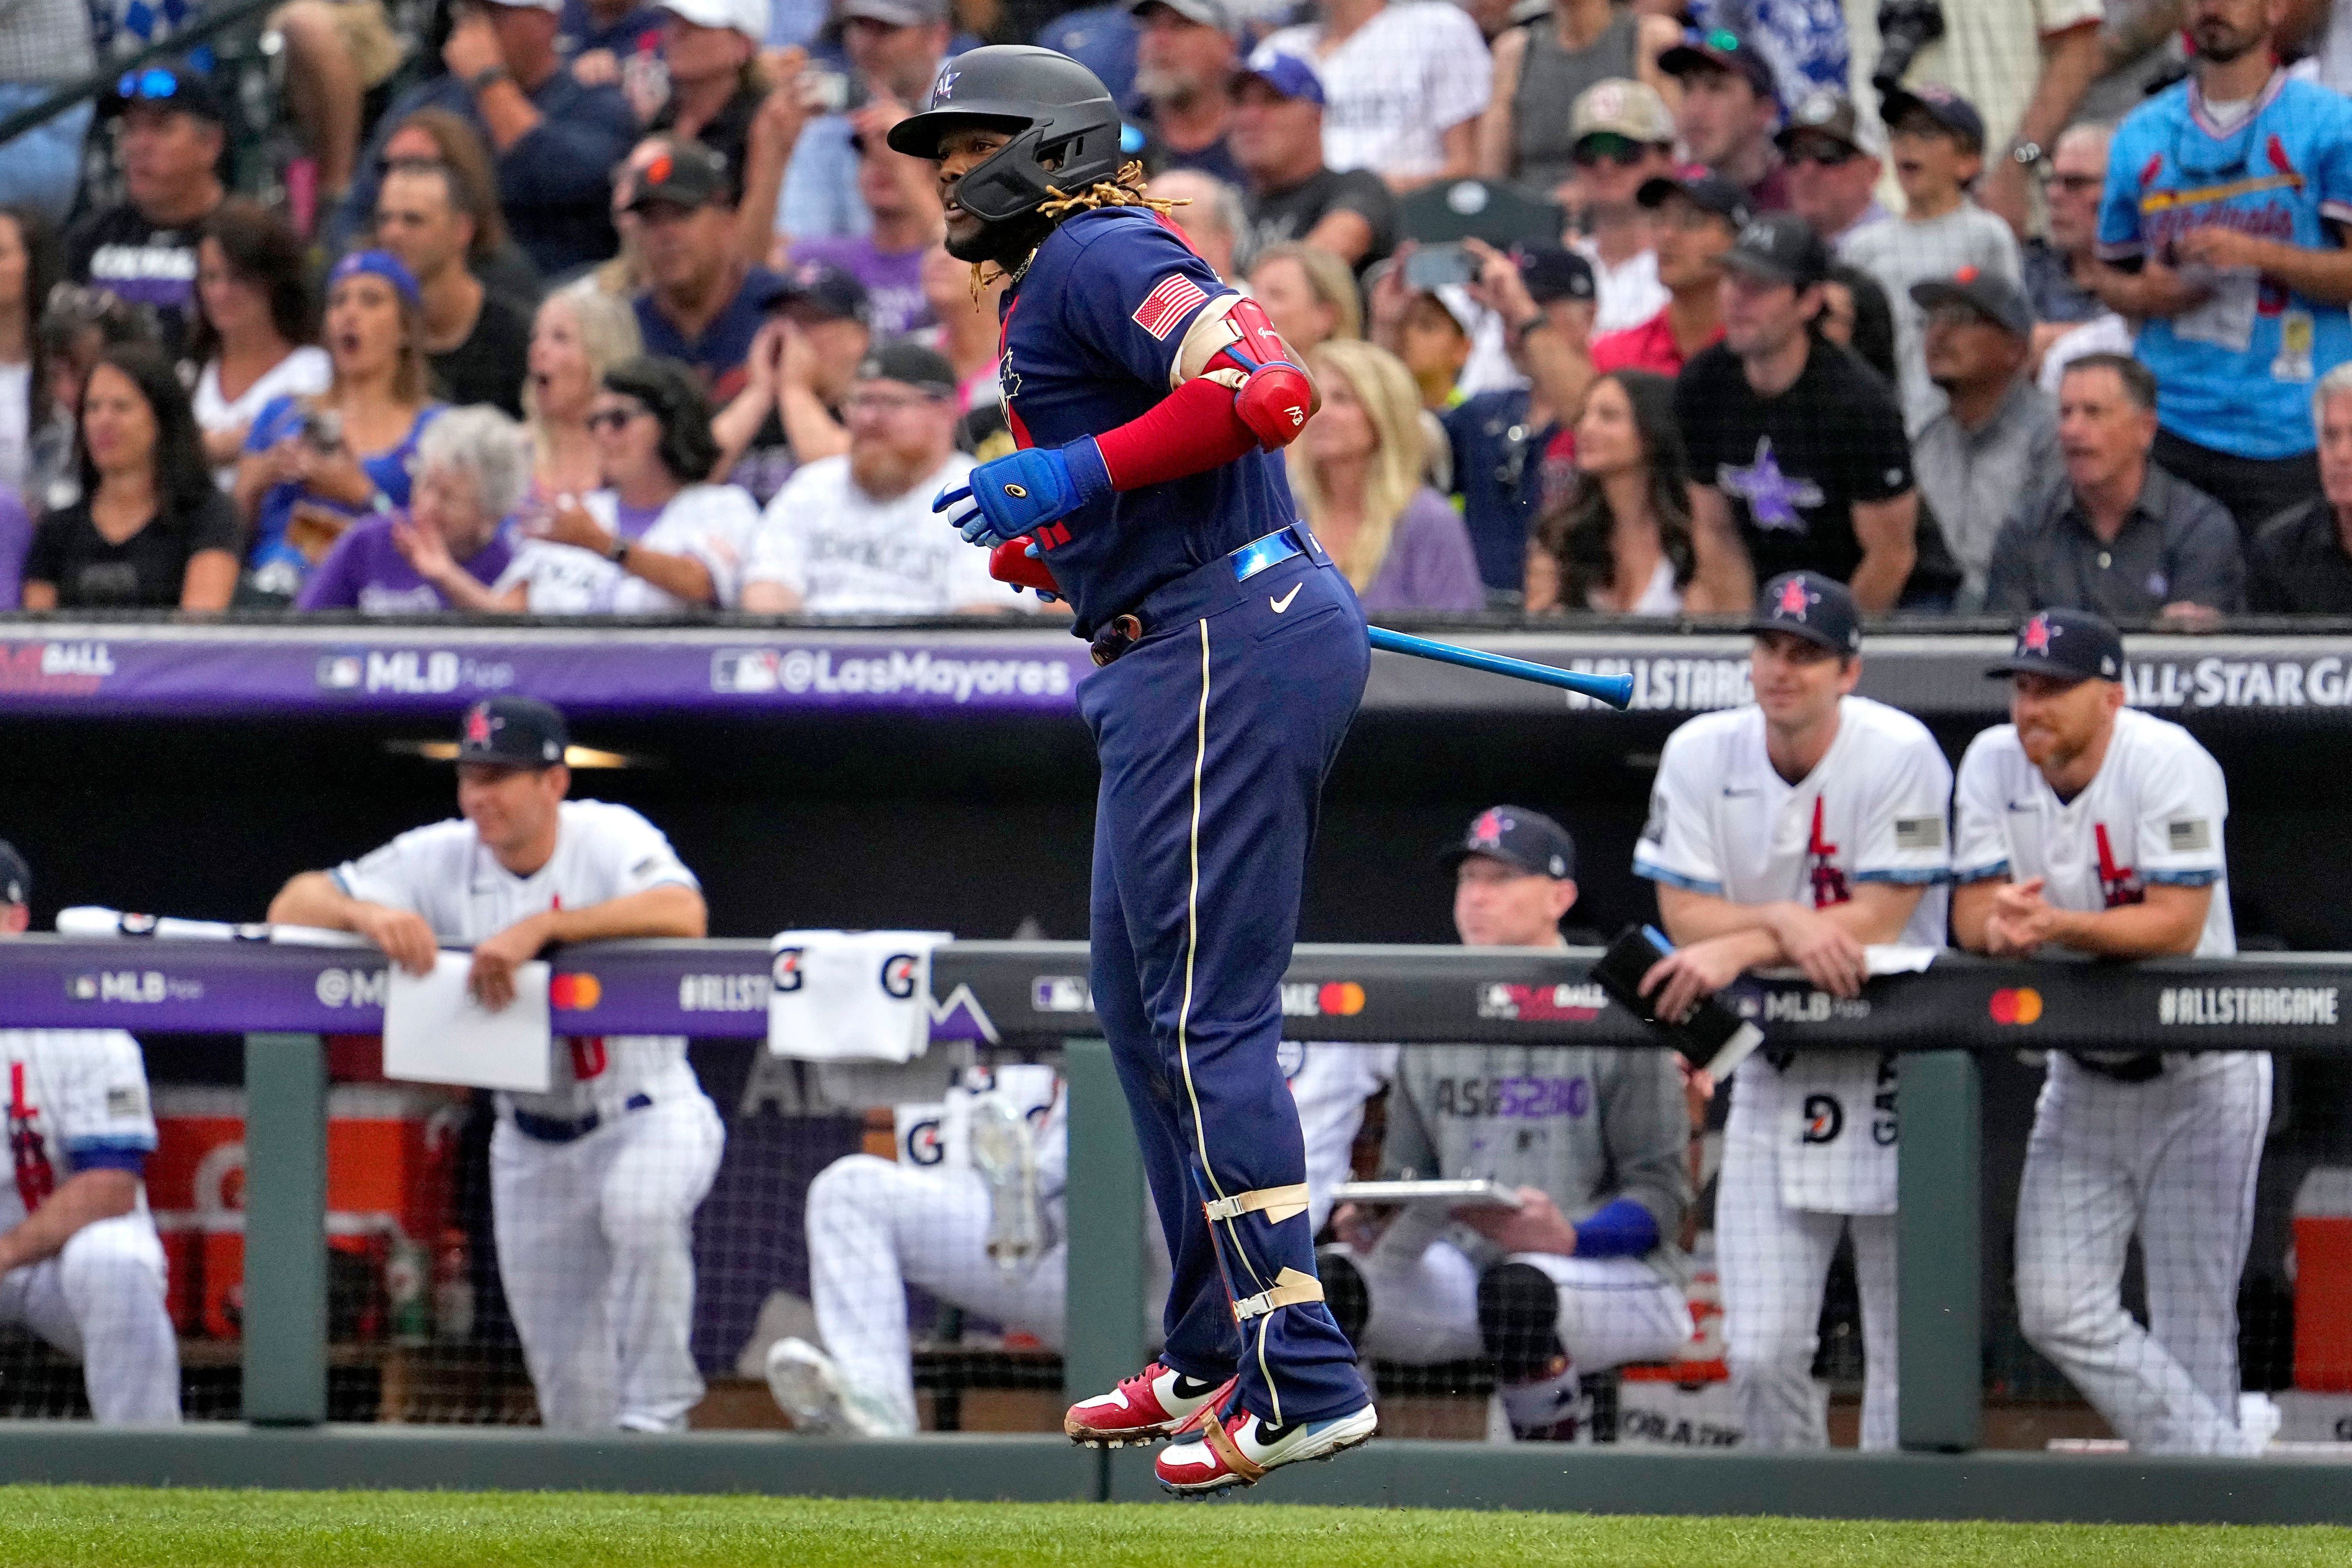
top-left (0, 934), bottom-right (2346, 1524)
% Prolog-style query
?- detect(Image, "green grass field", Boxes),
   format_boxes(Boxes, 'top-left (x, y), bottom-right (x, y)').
top-left (0, 1488), bottom-right (2344, 1568)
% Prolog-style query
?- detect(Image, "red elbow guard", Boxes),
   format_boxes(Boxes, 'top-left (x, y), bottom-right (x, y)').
top-left (1212, 294), bottom-right (1313, 448)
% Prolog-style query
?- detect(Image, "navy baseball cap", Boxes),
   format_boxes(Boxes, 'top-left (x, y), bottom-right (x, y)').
top-left (104, 65), bottom-right (229, 125)
top-left (1637, 168), bottom-right (1753, 228)
top-left (1512, 240), bottom-right (1595, 305)
top-left (1233, 48), bottom-right (1324, 106)
top-left (1720, 212), bottom-right (1832, 290)
top-left (0, 839), bottom-right (28, 907)
top-left (628, 139), bottom-right (733, 211)
top-left (1881, 83), bottom-right (1986, 152)
top-left (1442, 806), bottom-right (1578, 882)
top-left (1748, 570), bottom-right (1862, 655)
top-left (453, 697), bottom-right (570, 769)
top-left (1659, 27), bottom-right (1777, 103)
top-left (1911, 264), bottom-right (2033, 337)
top-left (775, 258), bottom-right (872, 325)
top-left (1986, 608), bottom-right (2125, 684)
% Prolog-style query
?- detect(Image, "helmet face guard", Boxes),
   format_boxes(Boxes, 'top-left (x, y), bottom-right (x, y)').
top-left (952, 123), bottom-right (1115, 224)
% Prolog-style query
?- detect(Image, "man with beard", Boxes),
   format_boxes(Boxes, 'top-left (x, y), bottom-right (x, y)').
top-left (1127, 0), bottom-right (1244, 185)
top-left (739, 340), bottom-right (1019, 612)
top-left (2091, 0), bottom-right (2352, 533)
top-left (888, 44), bottom-right (1377, 1492)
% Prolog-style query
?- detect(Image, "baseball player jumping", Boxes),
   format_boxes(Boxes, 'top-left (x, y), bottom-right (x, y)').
top-left (1954, 609), bottom-right (2267, 1455)
top-left (0, 842), bottom-right (180, 1424)
top-left (1635, 573), bottom-right (1952, 1450)
top-left (268, 698), bottom-right (725, 1433)
top-left (890, 44), bottom-right (1375, 1488)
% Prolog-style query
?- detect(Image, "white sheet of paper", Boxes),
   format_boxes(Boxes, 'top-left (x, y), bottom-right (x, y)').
top-left (382, 952), bottom-right (552, 1093)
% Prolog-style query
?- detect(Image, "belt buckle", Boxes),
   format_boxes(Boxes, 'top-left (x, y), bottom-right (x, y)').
top-left (1090, 613), bottom-right (1144, 667)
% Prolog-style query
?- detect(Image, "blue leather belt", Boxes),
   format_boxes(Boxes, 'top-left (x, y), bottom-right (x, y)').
top-left (512, 1093), bottom-right (652, 1144)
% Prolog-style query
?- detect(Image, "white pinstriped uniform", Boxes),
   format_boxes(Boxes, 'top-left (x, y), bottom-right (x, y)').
top-left (334, 801), bottom-right (723, 1431)
top-left (1636, 695), bottom-right (1953, 1451)
top-left (1956, 708), bottom-right (2267, 1454)
top-left (803, 1044), bottom-right (1395, 1433)
top-left (0, 1029), bottom-right (178, 1422)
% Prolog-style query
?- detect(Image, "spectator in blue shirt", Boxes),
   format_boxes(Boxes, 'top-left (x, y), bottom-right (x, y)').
top-left (332, 0), bottom-right (640, 278)
top-left (777, 0), bottom-right (954, 243)
top-left (632, 139), bottom-right (790, 405)
top-left (2092, 0), bottom-right (2352, 534)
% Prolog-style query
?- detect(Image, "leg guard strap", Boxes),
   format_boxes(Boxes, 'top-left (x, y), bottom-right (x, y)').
top-left (1202, 1183), bottom-right (1312, 1226)
top-left (1200, 1405), bottom-right (1268, 1481)
top-left (1233, 1267), bottom-right (1324, 1322)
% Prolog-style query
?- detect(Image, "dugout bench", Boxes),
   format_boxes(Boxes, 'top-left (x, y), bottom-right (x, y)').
top-left (0, 936), bottom-right (2346, 1523)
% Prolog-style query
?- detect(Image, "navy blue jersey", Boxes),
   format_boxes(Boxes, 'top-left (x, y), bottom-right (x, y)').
top-left (1000, 207), bottom-right (1301, 636)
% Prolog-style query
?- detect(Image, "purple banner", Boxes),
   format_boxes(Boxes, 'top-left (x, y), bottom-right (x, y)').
top-left (0, 626), bottom-right (1092, 718)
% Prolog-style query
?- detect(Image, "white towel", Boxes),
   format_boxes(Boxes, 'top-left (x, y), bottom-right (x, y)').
top-left (768, 930), bottom-right (951, 1063)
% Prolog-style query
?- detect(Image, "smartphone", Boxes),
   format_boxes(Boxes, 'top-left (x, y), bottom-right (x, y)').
top-left (300, 409), bottom-right (343, 454)
top-left (800, 68), bottom-right (850, 114)
top-left (1403, 242), bottom-right (1476, 292)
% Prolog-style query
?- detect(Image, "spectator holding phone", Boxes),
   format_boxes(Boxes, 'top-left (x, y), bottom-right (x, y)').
top-left (299, 406), bottom-right (526, 614)
top-left (234, 252), bottom-right (442, 599)
top-left (21, 344), bottom-right (237, 610)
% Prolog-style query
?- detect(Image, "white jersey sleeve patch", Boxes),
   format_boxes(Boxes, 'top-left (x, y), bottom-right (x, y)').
top-left (1632, 722), bottom-right (1727, 893)
top-left (2133, 724), bottom-right (2229, 886)
top-left (1850, 709), bottom-right (1954, 885)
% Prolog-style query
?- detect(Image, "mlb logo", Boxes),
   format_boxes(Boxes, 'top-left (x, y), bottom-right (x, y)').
top-left (316, 654), bottom-right (364, 691)
top-left (711, 649), bottom-right (779, 694)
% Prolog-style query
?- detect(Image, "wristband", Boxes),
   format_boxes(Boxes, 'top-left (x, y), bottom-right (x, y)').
top-left (606, 535), bottom-right (630, 565)
top-left (469, 64), bottom-right (512, 94)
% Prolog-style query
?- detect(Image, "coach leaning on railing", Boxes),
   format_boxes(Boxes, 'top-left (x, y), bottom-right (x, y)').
top-left (1953, 607), bottom-right (2270, 1456)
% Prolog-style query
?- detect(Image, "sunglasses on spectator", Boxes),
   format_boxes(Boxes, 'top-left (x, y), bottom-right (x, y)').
top-left (1785, 140), bottom-right (1861, 168)
top-left (587, 406), bottom-right (650, 432)
top-left (116, 69), bottom-right (181, 103)
top-left (1571, 134), bottom-right (1650, 168)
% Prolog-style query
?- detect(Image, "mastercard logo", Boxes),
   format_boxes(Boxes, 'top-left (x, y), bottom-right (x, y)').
top-left (1317, 982), bottom-right (1366, 1017)
top-left (549, 972), bottom-right (602, 1011)
top-left (1987, 987), bottom-right (2043, 1026)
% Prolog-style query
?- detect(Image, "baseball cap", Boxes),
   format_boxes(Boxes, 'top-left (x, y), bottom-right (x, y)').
top-left (1775, 88), bottom-right (1885, 159)
top-left (104, 65), bottom-right (228, 124)
top-left (453, 697), bottom-right (570, 770)
top-left (660, 0), bottom-right (771, 40)
top-left (1747, 570), bottom-right (1862, 655)
top-left (1881, 83), bottom-right (1986, 152)
top-left (1910, 265), bottom-right (2032, 338)
top-left (1719, 213), bottom-right (1832, 289)
top-left (1442, 806), bottom-right (1578, 882)
top-left (482, 0), bottom-right (566, 12)
top-left (1569, 78), bottom-right (1674, 147)
top-left (857, 337), bottom-right (958, 396)
top-left (1511, 240), bottom-right (1595, 305)
top-left (0, 840), bottom-right (28, 907)
top-left (628, 140), bottom-right (733, 211)
top-left (1659, 27), bottom-right (1777, 104)
top-left (839, 0), bottom-right (950, 26)
top-left (1985, 608), bottom-right (2125, 684)
top-left (775, 258), bottom-right (873, 324)
top-left (328, 248), bottom-right (421, 307)
top-left (1129, 0), bottom-right (1233, 32)
top-left (1636, 168), bottom-right (1753, 228)
top-left (1233, 48), bottom-right (1324, 105)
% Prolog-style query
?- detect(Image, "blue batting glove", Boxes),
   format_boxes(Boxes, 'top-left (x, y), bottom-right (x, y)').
top-left (934, 440), bottom-right (1110, 548)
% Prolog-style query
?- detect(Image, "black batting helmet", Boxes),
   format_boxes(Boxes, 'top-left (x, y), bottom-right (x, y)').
top-left (887, 46), bottom-right (1125, 225)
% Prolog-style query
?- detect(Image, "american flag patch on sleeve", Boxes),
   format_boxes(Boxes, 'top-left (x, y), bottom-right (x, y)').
top-left (1132, 273), bottom-right (1209, 339)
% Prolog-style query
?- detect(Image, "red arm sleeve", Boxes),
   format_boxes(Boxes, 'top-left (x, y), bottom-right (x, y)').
top-left (1089, 374), bottom-right (1263, 491)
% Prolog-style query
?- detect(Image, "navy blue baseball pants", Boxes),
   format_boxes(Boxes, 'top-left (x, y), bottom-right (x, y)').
top-left (1078, 535), bottom-right (1371, 1429)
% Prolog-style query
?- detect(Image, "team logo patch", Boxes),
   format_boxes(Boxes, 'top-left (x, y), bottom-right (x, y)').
top-left (2021, 613), bottom-right (2056, 654)
top-left (1132, 273), bottom-right (1209, 339)
top-left (1469, 807), bottom-right (1513, 848)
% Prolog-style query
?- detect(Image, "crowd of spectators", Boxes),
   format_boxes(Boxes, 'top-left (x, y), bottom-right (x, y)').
top-left (4, 0), bottom-right (2352, 618)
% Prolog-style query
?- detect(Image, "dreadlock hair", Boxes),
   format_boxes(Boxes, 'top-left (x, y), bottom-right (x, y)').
top-left (971, 162), bottom-right (1190, 297)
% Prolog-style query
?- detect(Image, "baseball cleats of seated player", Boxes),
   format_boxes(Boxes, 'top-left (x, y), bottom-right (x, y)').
top-left (1063, 1360), bottom-right (1236, 1447)
top-left (1154, 1397), bottom-right (1379, 1493)
top-left (765, 1337), bottom-right (912, 1438)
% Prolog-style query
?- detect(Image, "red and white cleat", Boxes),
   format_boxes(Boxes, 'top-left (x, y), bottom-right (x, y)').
top-left (1063, 1361), bottom-right (1237, 1448)
top-left (1154, 1399), bottom-right (1379, 1493)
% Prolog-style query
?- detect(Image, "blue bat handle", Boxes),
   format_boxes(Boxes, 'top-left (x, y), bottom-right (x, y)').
top-left (1365, 626), bottom-right (1637, 710)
